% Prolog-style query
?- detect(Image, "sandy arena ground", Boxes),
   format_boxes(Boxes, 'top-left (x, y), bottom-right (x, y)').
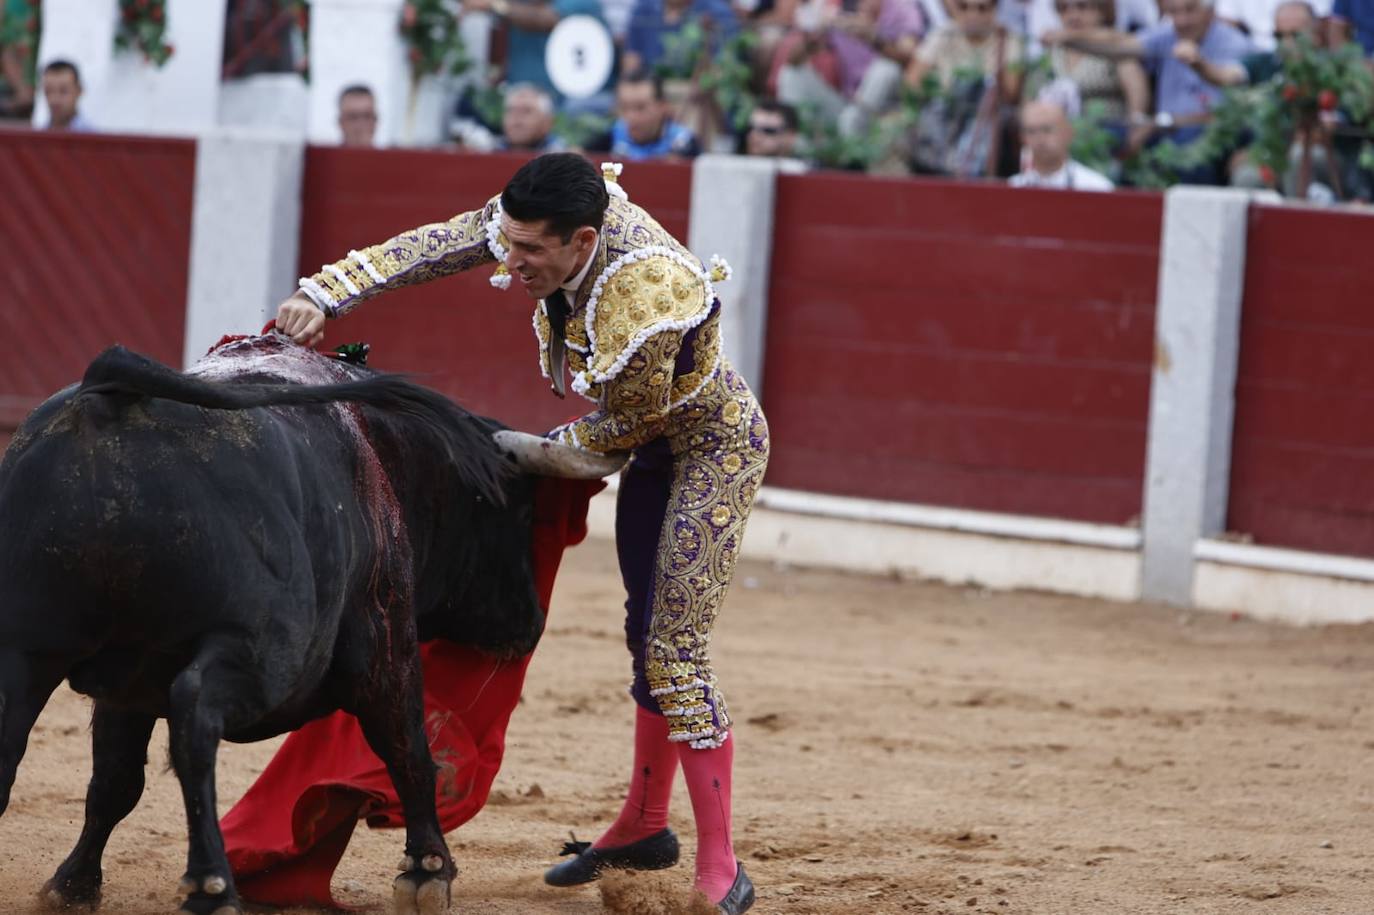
top-left (2, 538), bottom-right (1372, 915)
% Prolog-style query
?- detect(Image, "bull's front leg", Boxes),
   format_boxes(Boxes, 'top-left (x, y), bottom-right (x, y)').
top-left (349, 610), bottom-right (455, 915)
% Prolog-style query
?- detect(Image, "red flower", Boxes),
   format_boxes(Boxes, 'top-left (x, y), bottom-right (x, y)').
top-left (150, 5), bottom-right (163, 21)
top-left (403, 3), bottom-right (419, 28)
top-left (1319, 89), bottom-right (1338, 111)
top-left (1258, 164), bottom-right (1275, 185)
top-left (408, 47), bottom-right (423, 63)
top-left (1281, 84), bottom-right (1299, 102)
top-left (164, 43), bottom-right (175, 57)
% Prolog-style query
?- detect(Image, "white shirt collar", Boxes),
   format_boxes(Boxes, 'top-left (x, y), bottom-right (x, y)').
top-left (1026, 163), bottom-right (1070, 186)
top-left (560, 231), bottom-right (599, 298)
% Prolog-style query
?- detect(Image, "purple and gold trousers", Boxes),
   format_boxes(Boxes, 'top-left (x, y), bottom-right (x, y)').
top-left (615, 365), bottom-right (770, 749)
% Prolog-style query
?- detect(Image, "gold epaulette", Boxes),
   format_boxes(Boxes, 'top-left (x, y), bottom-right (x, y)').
top-left (571, 250), bottom-right (714, 395)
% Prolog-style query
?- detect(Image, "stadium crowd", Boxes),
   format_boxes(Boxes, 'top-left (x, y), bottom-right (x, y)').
top-left (5, 0), bottom-right (1374, 198)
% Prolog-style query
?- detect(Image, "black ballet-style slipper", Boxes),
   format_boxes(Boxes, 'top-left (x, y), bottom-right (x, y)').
top-left (716, 860), bottom-right (756, 914)
top-left (543, 828), bottom-right (681, 887)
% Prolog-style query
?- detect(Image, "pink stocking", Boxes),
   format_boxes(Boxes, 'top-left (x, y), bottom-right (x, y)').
top-left (677, 734), bottom-right (738, 903)
top-left (594, 705), bottom-right (679, 849)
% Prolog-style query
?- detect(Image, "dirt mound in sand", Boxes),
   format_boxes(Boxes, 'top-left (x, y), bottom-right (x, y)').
top-left (599, 870), bottom-right (719, 915)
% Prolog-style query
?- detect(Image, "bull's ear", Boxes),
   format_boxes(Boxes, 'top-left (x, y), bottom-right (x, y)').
top-left (491, 430), bottom-right (628, 479)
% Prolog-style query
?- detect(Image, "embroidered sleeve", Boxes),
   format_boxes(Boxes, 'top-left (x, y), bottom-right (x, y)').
top-left (297, 196), bottom-right (500, 317)
top-left (555, 331), bottom-right (682, 453)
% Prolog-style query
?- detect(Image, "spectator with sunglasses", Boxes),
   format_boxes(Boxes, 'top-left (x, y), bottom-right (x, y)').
top-left (1176, 0), bottom-right (1319, 85)
top-left (1215, 0), bottom-right (1330, 50)
top-left (743, 99), bottom-right (807, 159)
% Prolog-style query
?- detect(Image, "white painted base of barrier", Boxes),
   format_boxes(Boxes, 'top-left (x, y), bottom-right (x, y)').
top-left (580, 485), bottom-right (1374, 624)
top-left (583, 483), bottom-right (1143, 603)
top-left (1192, 540), bottom-right (1374, 625)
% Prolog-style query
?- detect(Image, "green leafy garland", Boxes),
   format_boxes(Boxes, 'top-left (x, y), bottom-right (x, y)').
top-left (399, 0), bottom-right (471, 81)
top-left (115, 0), bottom-right (174, 67)
top-left (0, 1), bottom-right (39, 95)
top-left (654, 24), bottom-right (759, 133)
top-left (1124, 37), bottom-right (1374, 189)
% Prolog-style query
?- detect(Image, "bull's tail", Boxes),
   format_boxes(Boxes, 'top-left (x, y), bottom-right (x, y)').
top-left (80, 344), bottom-right (427, 414)
top-left (75, 345), bottom-right (511, 503)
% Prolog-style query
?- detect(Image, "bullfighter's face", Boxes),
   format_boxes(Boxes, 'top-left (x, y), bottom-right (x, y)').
top-left (500, 214), bottom-right (598, 301)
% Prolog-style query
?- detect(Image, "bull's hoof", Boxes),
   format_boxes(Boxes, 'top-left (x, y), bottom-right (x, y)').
top-left (39, 872), bottom-right (102, 910)
top-left (393, 873), bottom-right (452, 915)
top-left (177, 900), bottom-right (242, 915)
top-left (176, 871), bottom-right (238, 915)
top-left (416, 878), bottom-right (450, 915)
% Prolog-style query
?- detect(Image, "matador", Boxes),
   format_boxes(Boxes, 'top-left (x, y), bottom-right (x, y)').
top-left (275, 153), bottom-right (766, 913)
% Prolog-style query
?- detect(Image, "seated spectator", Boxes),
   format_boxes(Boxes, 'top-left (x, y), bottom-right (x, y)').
top-left (744, 99), bottom-right (805, 157)
top-left (905, 0), bottom-right (1024, 99)
top-left (623, 0), bottom-right (740, 75)
top-left (772, 0), bottom-right (925, 137)
top-left (498, 83), bottom-right (569, 151)
top-left (337, 84), bottom-right (378, 147)
top-left (1215, 0), bottom-right (1330, 51)
top-left (1180, 0), bottom-right (1318, 85)
top-left (1009, 98), bottom-right (1115, 188)
top-left (743, 0), bottom-right (806, 80)
top-left (1027, 0), bottom-right (1158, 53)
top-left (41, 60), bottom-right (92, 131)
top-left (1045, 0), bottom-right (1252, 183)
top-left (464, 0), bottom-right (610, 103)
top-left (607, 71), bottom-right (700, 158)
top-left (0, 0), bottom-right (37, 118)
top-left (1039, 0), bottom-right (1149, 139)
top-left (1326, 0), bottom-right (1371, 53)
top-left (900, 0), bottom-right (1024, 177)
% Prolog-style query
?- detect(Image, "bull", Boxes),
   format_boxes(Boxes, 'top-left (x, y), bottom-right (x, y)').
top-left (0, 334), bottom-right (620, 915)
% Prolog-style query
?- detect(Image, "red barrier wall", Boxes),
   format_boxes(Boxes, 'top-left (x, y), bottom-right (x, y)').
top-left (1228, 205), bottom-right (1374, 558)
top-left (762, 174), bottom-right (1163, 525)
top-left (0, 129), bottom-right (194, 436)
top-left (300, 148), bottom-right (692, 433)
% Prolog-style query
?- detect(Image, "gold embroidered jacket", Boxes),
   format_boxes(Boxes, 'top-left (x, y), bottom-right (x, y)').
top-left (297, 191), bottom-right (728, 456)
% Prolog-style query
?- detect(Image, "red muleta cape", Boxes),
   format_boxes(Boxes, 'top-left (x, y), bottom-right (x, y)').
top-left (220, 476), bottom-right (603, 908)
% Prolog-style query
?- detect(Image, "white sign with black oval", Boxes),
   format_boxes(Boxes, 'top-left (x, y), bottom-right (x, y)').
top-left (545, 15), bottom-right (614, 99)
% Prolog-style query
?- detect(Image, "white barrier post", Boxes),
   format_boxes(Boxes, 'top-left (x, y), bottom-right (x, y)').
top-left (183, 129), bottom-right (305, 367)
top-left (1139, 187), bottom-right (1261, 605)
top-left (688, 155), bottom-right (802, 399)
top-left (308, 0), bottom-right (420, 147)
top-left (35, 0), bottom-right (228, 136)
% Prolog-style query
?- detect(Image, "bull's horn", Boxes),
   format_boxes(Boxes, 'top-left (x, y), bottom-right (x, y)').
top-left (492, 430), bottom-right (627, 479)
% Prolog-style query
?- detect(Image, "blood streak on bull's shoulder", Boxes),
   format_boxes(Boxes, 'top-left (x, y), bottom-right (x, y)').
top-left (188, 335), bottom-right (413, 656)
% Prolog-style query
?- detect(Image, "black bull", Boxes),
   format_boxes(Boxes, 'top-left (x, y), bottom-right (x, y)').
top-left (0, 338), bottom-right (613, 915)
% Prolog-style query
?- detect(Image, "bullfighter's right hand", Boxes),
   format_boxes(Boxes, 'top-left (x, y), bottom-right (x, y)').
top-left (276, 292), bottom-right (327, 348)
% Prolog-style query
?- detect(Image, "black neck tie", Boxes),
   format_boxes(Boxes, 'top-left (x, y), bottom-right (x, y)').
top-left (545, 289), bottom-right (570, 399)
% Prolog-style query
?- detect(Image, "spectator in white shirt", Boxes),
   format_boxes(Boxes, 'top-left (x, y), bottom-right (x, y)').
top-left (1009, 98), bottom-right (1115, 190)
